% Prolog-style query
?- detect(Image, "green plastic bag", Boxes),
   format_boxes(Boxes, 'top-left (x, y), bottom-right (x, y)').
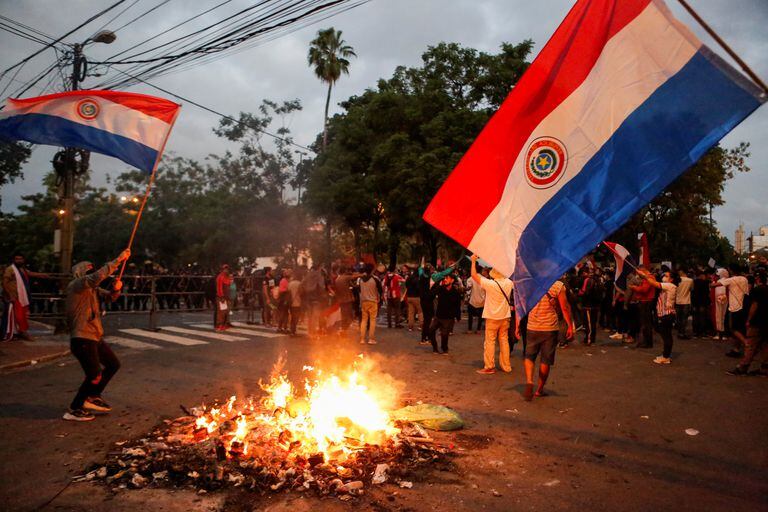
top-left (391, 404), bottom-right (464, 431)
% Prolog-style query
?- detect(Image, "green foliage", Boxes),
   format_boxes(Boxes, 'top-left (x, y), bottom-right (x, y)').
top-left (0, 141), bottom-right (32, 208)
top-left (304, 41), bottom-right (533, 265)
top-left (611, 143), bottom-right (752, 267)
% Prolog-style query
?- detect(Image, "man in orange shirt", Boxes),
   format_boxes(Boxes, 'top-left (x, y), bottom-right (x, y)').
top-left (629, 265), bottom-right (656, 348)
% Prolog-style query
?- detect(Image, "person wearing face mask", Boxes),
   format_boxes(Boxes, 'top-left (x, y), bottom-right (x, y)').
top-left (2, 253), bottom-right (50, 341)
top-left (63, 249), bottom-right (131, 422)
top-left (638, 269), bottom-right (678, 365)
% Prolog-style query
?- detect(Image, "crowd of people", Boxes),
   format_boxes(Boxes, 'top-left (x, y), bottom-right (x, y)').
top-left (2, 249), bottom-right (766, 420)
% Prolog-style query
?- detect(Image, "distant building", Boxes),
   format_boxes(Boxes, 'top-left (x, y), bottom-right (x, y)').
top-left (748, 226), bottom-right (768, 253)
top-left (735, 223), bottom-right (745, 254)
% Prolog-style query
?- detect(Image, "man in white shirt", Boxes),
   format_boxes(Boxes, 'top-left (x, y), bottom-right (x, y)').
top-left (465, 267), bottom-right (487, 334)
top-left (675, 269), bottom-right (693, 339)
top-left (714, 263), bottom-right (750, 357)
top-left (470, 255), bottom-right (513, 375)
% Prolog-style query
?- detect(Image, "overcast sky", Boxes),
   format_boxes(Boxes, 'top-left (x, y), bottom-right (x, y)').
top-left (1, 0), bottom-right (766, 244)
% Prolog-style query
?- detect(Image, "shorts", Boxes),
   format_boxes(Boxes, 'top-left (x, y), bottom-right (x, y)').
top-left (730, 308), bottom-right (747, 335)
top-left (525, 330), bottom-right (559, 366)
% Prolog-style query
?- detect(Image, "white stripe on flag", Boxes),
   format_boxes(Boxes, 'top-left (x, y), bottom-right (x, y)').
top-left (468, 1), bottom-right (701, 275)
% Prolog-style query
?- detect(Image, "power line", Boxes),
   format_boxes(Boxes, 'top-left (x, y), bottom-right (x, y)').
top-left (112, 0), bottom-right (173, 34)
top-left (0, 0), bottom-right (128, 79)
top-left (91, 0), bottom-right (143, 36)
top-left (0, 15), bottom-right (59, 44)
top-left (0, 22), bottom-right (52, 46)
top-left (111, 68), bottom-right (313, 152)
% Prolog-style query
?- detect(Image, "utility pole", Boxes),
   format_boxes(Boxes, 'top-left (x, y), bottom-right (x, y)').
top-left (53, 31), bottom-right (115, 275)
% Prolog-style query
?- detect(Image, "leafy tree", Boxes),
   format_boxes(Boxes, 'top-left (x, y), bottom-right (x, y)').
top-left (610, 143), bottom-right (751, 267)
top-left (305, 41), bottom-right (533, 265)
top-left (307, 28), bottom-right (356, 149)
top-left (0, 141), bottom-right (32, 208)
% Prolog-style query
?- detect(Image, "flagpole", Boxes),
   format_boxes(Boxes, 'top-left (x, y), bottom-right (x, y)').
top-left (676, 0), bottom-right (768, 95)
top-left (600, 241), bottom-right (641, 273)
top-left (117, 108), bottom-right (180, 283)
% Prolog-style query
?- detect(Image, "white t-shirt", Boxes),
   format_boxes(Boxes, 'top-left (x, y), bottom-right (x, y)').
top-left (478, 276), bottom-right (512, 320)
top-left (718, 276), bottom-right (749, 312)
top-left (466, 279), bottom-right (486, 308)
top-left (676, 276), bottom-right (693, 305)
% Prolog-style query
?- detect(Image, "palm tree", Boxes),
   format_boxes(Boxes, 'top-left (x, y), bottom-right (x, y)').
top-left (307, 28), bottom-right (356, 149)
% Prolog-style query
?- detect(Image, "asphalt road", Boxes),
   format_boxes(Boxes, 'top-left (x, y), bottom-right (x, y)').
top-left (0, 311), bottom-right (766, 511)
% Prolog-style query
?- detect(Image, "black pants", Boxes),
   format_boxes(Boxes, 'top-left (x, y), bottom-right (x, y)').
top-left (691, 304), bottom-right (709, 336)
top-left (70, 338), bottom-right (120, 410)
top-left (582, 306), bottom-right (599, 344)
top-left (638, 301), bottom-right (654, 347)
top-left (290, 306), bottom-right (301, 334)
top-left (615, 302), bottom-right (627, 334)
top-left (387, 298), bottom-right (402, 327)
top-left (467, 305), bottom-right (484, 331)
top-left (420, 299), bottom-right (434, 342)
top-left (428, 318), bottom-right (454, 353)
top-left (657, 314), bottom-right (675, 358)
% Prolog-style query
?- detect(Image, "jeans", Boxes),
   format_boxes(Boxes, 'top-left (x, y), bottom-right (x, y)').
top-left (360, 301), bottom-right (378, 341)
top-left (675, 304), bottom-right (691, 337)
top-left (406, 297), bottom-right (422, 330)
top-left (428, 318), bottom-right (454, 353)
top-left (467, 305), bottom-right (484, 331)
top-left (657, 314), bottom-right (675, 358)
top-left (339, 301), bottom-right (354, 330)
top-left (70, 338), bottom-right (120, 410)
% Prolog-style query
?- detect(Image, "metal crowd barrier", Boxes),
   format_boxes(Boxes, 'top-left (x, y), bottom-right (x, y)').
top-left (29, 274), bottom-right (262, 331)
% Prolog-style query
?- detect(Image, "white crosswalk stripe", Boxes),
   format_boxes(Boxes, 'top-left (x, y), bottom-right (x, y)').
top-left (119, 328), bottom-right (208, 346)
top-left (161, 326), bottom-right (247, 342)
top-left (190, 324), bottom-right (285, 338)
top-left (104, 336), bottom-right (161, 350)
top-left (231, 322), bottom-right (306, 333)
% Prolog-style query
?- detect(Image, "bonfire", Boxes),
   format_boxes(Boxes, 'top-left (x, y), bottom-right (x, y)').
top-left (82, 357), bottom-right (451, 498)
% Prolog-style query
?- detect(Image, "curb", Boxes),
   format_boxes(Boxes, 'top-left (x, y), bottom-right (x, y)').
top-left (0, 350), bottom-right (71, 371)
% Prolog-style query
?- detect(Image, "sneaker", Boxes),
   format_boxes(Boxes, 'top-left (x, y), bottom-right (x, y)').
top-left (359, 339), bottom-right (366, 344)
top-left (726, 366), bottom-right (748, 376)
top-left (652, 356), bottom-right (671, 365)
top-left (367, 339), bottom-right (377, 345)
top-left (84, 397), bottom-right (112, 413)
top-left (476, 368), bottom-right (496, 375)
top-left (419, 340), bottom-right (430, 345)
top-left (609, 333), bottom-right (622, 340)
top-left (63, 408), bottom-right (95, 422)
top-left (408, 328), bottom-right (413, 332)
top-left (441, 351), bottom-right (449, 356)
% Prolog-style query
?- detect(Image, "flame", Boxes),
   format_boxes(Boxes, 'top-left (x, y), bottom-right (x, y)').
top-left (189, 359), bottom-right (400, 463)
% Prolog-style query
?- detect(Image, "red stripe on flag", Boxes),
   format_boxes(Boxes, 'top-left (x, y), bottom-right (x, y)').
top-left (423, 0), bottom-right (652, 246)
top-left (10, 90), bottom-right (180, 123)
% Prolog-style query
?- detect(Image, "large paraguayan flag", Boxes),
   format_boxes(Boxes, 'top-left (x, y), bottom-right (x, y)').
top-left (423, 0), bottom-right (765, 316)
top-left (0, 90), bottom-right (181, 173)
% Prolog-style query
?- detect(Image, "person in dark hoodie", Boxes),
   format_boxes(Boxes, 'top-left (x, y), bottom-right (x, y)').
top-left (426, 272), bottom-right (462, 354)
top-left (63, 249), bottom-right (130, 422)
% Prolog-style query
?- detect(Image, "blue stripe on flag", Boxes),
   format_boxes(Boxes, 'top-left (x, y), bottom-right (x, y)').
top-left (0, 113), bottom-right (158, 172)
top-left (513, 49), bottom-right (764, 316)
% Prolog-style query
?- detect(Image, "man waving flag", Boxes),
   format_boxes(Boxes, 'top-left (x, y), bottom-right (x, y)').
top-left (0, 90), bottom-right (180, 173)
top-left (423, 0), bottom-right (765, 316)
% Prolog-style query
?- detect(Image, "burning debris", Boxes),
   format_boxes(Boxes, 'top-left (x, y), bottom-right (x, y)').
top-left (80, 359), bottom-right (453, 498)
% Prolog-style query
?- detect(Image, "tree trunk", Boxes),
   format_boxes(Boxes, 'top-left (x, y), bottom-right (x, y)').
top-left (322, 82), bottom-right (333, 149)
top-left (324, 220), bottom-right (332, 266)
top-left (353, 224), bottom-right (362, 261)
top-left (388, 236), bottom-right (399, 271)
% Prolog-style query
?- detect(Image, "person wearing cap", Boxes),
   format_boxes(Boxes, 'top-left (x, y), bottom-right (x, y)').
top-left (63, 249), bottom-right (130, 422)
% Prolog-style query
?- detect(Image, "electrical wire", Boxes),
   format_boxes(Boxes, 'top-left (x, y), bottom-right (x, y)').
top-left (110, 68), bottom-right (313, 152)
top-left (0, 22), bottom-right (52, 46)
top-left (0, 14), bottom-right (60, 44)
top-left (0, 0), bottom-right (128, 79)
